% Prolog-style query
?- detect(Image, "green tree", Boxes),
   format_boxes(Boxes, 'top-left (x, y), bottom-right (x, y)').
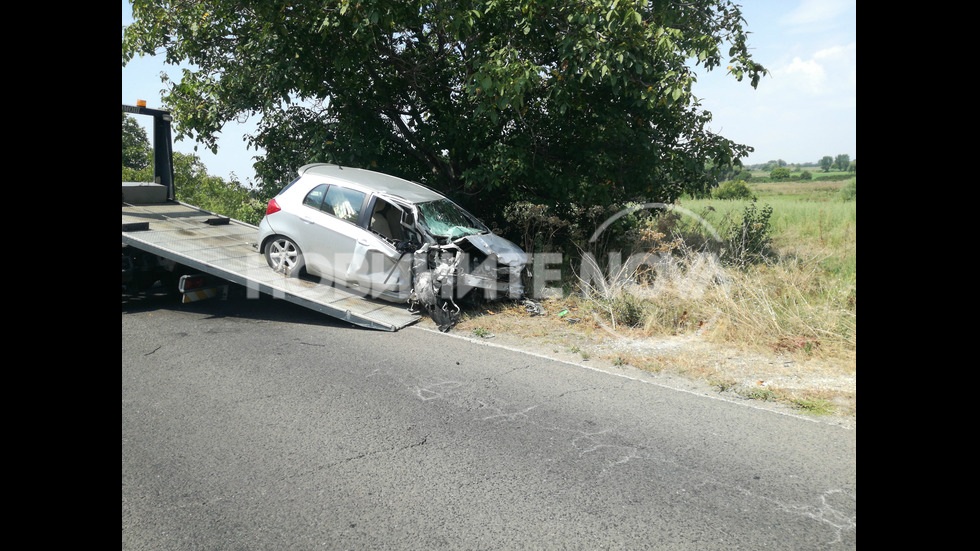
top-left (172, 153), bottom-right (266, 224)
top-left (835, 154), bottom-right (850, 171)
top-left (122, 113), bottom-right (151, 171)
top-left (123, 0), bottom-right (767, 218)
top-left (819, 156), bottom-right (834, 172)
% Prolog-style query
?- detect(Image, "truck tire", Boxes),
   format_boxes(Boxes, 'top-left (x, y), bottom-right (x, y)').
top-left (265, 236), bottom-right (305, 277)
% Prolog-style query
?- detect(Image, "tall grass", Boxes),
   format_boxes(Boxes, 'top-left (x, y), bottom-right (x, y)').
top-left (574, 179), bottom-right (856, 360)
top-left (679, 181), bottom-right (856, 279)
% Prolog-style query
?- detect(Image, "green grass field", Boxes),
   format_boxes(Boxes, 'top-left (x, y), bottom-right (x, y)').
top-left (678, 180), bottom-right (856, 280)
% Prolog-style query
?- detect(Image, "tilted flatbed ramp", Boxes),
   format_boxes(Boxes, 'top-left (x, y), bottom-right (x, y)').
top-left (122, 200), bottom-right (421, 331)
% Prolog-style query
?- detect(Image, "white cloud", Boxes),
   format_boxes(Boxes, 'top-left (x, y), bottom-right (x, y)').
top-left (770, 42), bottom-right (855, 96)
top-left (780, 0), bottom-right (852, 28)
top-left (781, 56), bottom-right (827, 94)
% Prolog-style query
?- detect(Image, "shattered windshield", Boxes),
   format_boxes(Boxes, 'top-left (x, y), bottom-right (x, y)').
top-left (416, 199), bottom-right (489, 241)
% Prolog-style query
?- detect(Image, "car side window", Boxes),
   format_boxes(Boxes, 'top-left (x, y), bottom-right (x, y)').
top-left (303, 184), bottom-right (328, 209)
top-left (323, 186), bottom-right (366, 223)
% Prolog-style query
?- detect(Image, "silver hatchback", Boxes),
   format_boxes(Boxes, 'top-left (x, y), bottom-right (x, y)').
top-left (257, 164), bottom-right (527, 315)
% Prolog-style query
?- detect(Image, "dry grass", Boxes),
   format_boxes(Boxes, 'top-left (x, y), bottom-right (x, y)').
top-left (449, 274), bottom-right (855, 420)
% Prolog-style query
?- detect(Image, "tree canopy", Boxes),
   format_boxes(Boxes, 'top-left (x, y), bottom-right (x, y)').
top-left (123, 0), bottom-right (766, 217)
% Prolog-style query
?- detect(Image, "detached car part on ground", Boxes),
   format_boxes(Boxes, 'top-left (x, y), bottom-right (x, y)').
top-left (258, 164), bottom-right (528, 331)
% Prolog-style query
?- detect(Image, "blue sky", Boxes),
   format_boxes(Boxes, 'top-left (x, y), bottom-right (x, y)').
top-left (122, 0), bottom-right (856, 184)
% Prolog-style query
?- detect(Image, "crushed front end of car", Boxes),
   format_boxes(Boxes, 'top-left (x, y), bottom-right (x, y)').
top-left (408, 239), bottom-right (527, 332)
top-left (405, 200), bottom-right (528, 332)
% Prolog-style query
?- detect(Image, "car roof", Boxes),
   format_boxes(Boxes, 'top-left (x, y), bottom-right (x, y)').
top-left (297, 164), bottom-right (446, 204)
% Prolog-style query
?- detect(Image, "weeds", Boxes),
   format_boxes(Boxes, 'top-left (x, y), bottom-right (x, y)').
top-left (789, 397), bottom-right (835, 415)
top-left (738, 386), bottom-right (778, 402)
top-left (726, 201), bottom-right (774, 268)
top-left (730, 385), bottom-right (837, 415)
top-left (712, 379), bottom-right (738, 392)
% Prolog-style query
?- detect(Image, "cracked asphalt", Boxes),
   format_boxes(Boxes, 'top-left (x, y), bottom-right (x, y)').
top-left (122, 292), bottom-right (855, 549)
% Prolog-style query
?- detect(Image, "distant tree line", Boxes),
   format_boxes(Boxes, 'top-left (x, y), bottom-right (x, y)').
top-left (748, 155), bottom-right (855, 174)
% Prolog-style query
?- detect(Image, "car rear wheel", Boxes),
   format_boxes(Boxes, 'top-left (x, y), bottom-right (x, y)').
top-left (265, 236), bottom-right (304, 277)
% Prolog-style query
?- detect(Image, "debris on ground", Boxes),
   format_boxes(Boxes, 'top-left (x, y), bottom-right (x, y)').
top-left (524, 299), bottom-right (546, 316)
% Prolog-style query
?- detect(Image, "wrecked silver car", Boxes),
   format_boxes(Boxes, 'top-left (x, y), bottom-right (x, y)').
top-left (257, 164), bottom-right (527, 329)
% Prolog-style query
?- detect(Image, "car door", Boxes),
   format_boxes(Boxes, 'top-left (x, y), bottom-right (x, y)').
top-left (346, 195), bottom-right (417, 299)
top-left (296, 183), bottom-right (368, 285)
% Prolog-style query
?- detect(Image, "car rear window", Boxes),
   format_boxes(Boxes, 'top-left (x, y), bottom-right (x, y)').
top-left (303, 184), bottom-right (328, 209)
top-left (323, 186), bottom-right (366, 223)
top-left (300, 184), bottom-right (367, 223)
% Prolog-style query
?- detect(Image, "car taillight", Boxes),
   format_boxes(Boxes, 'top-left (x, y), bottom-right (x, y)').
top-left (266, 199), bottom-right (281, 215)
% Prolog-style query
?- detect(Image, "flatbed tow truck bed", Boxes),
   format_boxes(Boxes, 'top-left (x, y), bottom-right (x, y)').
top-left (122, 199), bottom-right (421, 331)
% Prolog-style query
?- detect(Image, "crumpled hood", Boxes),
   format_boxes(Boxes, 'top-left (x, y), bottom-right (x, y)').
top-left (457, 233), bottom-right (527, 267)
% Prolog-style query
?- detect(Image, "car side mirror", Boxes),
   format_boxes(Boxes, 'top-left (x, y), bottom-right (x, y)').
top-left (395, 240), bottom-right (419, 254)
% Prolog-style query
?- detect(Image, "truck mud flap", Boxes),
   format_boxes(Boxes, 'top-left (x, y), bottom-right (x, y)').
top-left (178, 274), bottom-right (229, 303)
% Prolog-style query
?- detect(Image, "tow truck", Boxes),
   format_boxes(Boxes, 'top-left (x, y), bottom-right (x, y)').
top-left (121, 102), bottom-right (421, 331)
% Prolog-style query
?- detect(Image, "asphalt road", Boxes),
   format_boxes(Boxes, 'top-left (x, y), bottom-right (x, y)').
top-left (122, 290), bottom-right (856, 550)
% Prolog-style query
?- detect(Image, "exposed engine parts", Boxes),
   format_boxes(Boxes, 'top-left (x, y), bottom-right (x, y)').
top-left (409, 277), bottom-right (460, 333)
top-left (407, 240), bottom-right (525, 332)
top-left (408, 244), bottom-right (464, 332)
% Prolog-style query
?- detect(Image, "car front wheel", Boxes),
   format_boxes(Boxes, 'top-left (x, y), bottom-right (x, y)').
top-left (265, 236), bottom-right (304, 277)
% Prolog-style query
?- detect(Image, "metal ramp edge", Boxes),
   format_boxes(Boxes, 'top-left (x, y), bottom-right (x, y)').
top-left (123, 202), bottom-right (421, 331)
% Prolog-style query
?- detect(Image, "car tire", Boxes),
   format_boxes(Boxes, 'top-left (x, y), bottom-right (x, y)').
top-left (265, 236), bottom-right (305, 277)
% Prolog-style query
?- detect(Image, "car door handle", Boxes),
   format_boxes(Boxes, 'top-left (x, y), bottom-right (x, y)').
top-left (357, 238), bottom-right (371, 246)
top-left (301, 216), bottom-right (315, 224)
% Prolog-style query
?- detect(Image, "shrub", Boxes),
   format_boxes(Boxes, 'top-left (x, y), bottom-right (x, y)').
top-left (713, 180), bottom-right (756, 201)
top-left (838, 179), bottom-right (856, 201)
top-left (726, 201), bottom-right (774, 267)
top-left (770, 167), bottom-right (791, 180)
